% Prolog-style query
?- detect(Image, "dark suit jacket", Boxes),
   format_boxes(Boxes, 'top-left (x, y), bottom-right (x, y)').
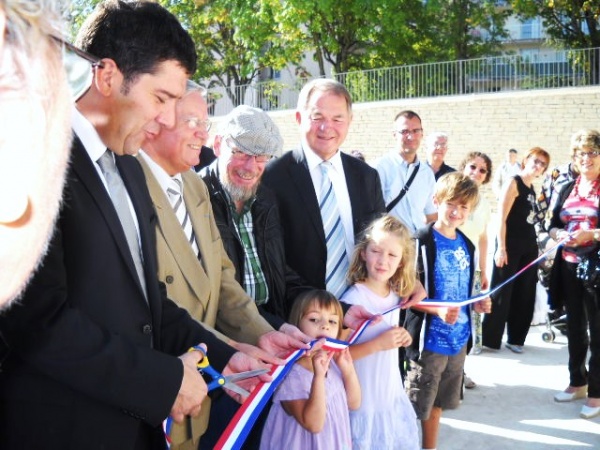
top-left (262, 148), bottom-right (386, 290)
top-left (0, 137), bottom-right (234, 450)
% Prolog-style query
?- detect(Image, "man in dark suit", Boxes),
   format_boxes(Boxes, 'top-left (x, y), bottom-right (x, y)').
top-left (262, 79), bottom-right (427, 328)
top-left (262, 78), bottom-right (386, 299)
top-left (0, 2), bottom-right (267, 449)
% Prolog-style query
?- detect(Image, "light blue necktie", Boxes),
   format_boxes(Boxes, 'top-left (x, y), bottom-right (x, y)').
top-left (97, 150), bottom-right (147, 299)
top-left (319, 161), bottom-right (349, 298)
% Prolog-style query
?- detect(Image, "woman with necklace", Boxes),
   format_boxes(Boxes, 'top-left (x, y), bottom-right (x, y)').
top-left (482, 147), bottom-right (550, 353)
top-left (548, 129), bottom-right (600, 420)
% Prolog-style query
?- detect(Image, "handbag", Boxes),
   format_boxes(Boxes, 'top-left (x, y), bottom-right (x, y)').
top-left (575, 246), bottom-right (600, 291)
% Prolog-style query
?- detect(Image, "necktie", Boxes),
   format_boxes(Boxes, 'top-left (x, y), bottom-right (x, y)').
top-left (319, 162), bottom-right (349, 298)
top-left (97, 150), bottom-right (147, 299)
top-left (167, 178), bottom-right (200, 257)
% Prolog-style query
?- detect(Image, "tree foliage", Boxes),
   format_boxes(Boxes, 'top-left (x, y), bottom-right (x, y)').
top-left (511, 0), bottom-right (600, 49)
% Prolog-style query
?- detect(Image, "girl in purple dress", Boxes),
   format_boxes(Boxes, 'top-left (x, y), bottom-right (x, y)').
top-left (260, 290), bottom-right (361, 450)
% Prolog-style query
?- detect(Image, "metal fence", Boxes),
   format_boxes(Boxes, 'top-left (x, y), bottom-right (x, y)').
top-left (205, 47), bottom-right (600, 117)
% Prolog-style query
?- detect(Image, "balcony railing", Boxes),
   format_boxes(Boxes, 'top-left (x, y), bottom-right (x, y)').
top-left (204, 47), bottom-right (600, 117)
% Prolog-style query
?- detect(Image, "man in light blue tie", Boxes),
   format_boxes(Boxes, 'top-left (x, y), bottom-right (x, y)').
top-left (263, 79), bottom-right (427, 321)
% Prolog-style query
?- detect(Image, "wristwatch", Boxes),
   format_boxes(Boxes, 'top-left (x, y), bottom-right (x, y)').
top-left (594, 230), bottom-right (600, 242)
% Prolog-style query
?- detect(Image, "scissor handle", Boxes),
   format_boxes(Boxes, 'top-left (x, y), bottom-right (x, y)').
top-left (188, 345), bottom-right (225, 391)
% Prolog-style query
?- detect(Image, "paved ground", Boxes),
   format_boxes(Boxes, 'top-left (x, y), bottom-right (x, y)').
top-left (437, 325), bottom-right (600, 449)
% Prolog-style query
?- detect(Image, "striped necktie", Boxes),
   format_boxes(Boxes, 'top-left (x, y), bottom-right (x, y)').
top-left (319, 161), bottom-right (349, 298)
top-left (97, 150), bottom-right (147, 299)
top-left (167, 178), bottom-right (200, 257)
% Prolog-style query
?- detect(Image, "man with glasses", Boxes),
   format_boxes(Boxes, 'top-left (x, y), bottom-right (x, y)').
top-left (425, 131), bottom-right (456, 181)
top-left (375, 110), bottom-right (437, 234)
top-left (0, 2), bottom-right (274, 449)
top-left (201, 105), bottom-right (310, 325)
top-left (140, 90), bottom-right (309, 449)
top-left (0, 0), bottom-right (72, 308)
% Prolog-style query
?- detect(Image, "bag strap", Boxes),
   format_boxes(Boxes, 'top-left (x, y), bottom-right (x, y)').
top-left (386, 162), bottom-right (420, 212)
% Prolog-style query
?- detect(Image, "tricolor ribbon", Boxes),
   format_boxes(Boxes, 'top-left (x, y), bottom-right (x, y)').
top-left (165, 237), bottom-right (569, 448)
top-left (419, 236), bottom-right (568, 308)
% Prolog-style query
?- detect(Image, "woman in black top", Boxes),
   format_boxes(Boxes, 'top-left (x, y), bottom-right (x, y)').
top-left (482, 147), bottom-right (550, 353)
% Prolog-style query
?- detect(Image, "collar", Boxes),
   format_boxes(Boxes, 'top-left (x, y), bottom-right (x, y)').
top-left (303, 144), bottom-right (344, 173)
top-left (138, 150), bottom-right (183, 196)
top-left (72, 106), bottom-right (108, 163)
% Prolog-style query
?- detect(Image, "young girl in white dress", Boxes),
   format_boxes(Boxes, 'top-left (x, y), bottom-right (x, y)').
top-left (342, 215), bottom-right (420, 450)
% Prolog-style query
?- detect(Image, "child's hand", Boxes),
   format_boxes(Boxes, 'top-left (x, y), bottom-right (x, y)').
top-left (474, 297), bottom-right (492, 314)
top-left (333, 347), bottom-right (353, 371)
top-left (437, 306), bottom-right (460, 324)
top-left (311, 349), bottom-right (332, 378)
top-left (375, 325), bottom-right (413, 351)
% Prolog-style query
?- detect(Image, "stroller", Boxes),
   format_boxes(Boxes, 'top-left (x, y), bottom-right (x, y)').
top-left (542, 308), bottom-right (568, 343)
top-left (537, 239), bottom-right (568, 343)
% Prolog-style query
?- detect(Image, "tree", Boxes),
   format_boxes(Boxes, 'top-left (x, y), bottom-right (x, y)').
top-left (512, 0), bottom-right (600, 82)
top-left (162, 0), bottom-right (307, 106)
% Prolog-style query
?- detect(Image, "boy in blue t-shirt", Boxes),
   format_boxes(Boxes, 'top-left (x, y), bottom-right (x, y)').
top-left (405, 172), bottom-right (492, 450)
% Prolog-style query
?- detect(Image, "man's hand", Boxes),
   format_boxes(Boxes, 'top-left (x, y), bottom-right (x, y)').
top-left (279, 323), bottom-right (313, 344)
top-left (229, 340), bottom-right (285, 366)
top-left (257, 330), bottom-right (309, 358)
top-left (343, 304), bottom-right (382, 330)
top-left (400, 280), bottom-right (427, 309)
top-left (170, 349), bottom-right (208, 423)
top-left (221, 352), bottom-right (272, 404)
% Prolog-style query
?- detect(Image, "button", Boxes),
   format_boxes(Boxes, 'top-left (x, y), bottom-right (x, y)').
top-left (142, 324), bottom-right (152, 335)
top-left (165, 275), bottom-right (174, 284)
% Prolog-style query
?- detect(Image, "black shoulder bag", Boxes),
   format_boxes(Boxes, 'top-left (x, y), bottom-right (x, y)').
top-left (386, 162), bottom-right (420, 213)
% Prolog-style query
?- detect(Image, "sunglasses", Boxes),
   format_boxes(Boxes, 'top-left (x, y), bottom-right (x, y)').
top-left (468, 164), bottom-right (488, 175)
top-left (50, 34), bottom-right (104, 100)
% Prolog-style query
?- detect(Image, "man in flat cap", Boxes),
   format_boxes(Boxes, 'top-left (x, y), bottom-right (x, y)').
top-left (201, 105), bottom-right (311, 326)
top-left (139, 84), bottom-right (308, 449)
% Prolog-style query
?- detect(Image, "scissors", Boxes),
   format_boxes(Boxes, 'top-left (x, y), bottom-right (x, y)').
top-left (189, 345), bottom-right (269, 397)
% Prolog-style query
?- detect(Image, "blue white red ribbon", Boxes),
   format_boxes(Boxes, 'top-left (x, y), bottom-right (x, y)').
top-left (165, 237), bottom-right (569, 448)
top-left (419, 236), bottom-right (567, 308)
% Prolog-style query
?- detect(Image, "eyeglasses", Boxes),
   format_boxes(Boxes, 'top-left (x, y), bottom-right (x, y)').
top-left (396, 128), bottom-right (423, 137)
top-left (50, 34), bottom-right (104, 100)
top-left (434, 142), bottom-right (448, 148)
top-left (575, 150), bottom-right (600, 159)
top-left (184, 117), bottom-right (212, 132)
top-left (468, 164), bottom-right (488, 175)
top-left (532, 158), bottom-right (548, 168)
top-left (225, 138), bottom-right (273, 163)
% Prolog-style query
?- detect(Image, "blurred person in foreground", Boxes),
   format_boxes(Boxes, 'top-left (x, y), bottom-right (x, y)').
top-left (0, 0), bottom-right (71, 307)
top-left (0, 2), bottom-right (272, 448)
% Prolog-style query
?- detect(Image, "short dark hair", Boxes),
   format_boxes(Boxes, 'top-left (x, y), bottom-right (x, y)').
top-left (76, 0), bottom-right (197, 90)
top-left (508, 148), bottom-right (518, 154)
top-left (394, 110), bottom-right (421, 123)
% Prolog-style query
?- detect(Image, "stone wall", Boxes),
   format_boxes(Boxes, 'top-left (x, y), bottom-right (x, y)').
top-left (211, 86), bottom-right (600, 211)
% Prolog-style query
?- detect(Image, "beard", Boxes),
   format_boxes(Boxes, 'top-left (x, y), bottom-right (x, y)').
top-left (220, 170), bottom-right (259, 203)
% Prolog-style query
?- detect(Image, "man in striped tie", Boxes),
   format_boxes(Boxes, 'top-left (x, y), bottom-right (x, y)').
top-left (263, 78), bottom-right (428, 329)
top-left (139, 81), bottom-right (311, 449)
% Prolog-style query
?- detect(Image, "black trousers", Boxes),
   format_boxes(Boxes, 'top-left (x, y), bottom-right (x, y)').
top-left (482, 239), bottom-right (538, 348)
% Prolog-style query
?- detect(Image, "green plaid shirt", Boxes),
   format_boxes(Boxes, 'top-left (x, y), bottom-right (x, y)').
top-left (228, 196), bottom-right (269, 306)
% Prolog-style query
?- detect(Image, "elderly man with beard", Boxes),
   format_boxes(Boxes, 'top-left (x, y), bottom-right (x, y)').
top-left (201, 105), bottom-right (310, 324)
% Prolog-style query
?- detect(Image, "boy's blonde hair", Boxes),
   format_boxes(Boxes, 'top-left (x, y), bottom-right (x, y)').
top-left (348, 215), bottom-right (416, 297)
top-left (434, 172), bottom-right (480, 208)
top-left (288, 289), bottom-right (344, 339)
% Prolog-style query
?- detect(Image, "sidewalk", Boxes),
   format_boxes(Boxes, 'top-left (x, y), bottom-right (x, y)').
top-left (437, 325), bottom-right (600, 449)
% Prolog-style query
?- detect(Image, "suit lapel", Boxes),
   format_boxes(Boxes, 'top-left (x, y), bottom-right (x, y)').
top-left (70, 138), bottom-right (145, 298)
top-left (139, 159), bottom-right (210, 308)
top-left (288, 148), bottom-right (326, 242)
top-left (341, 154), bottom-right (360, 231)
